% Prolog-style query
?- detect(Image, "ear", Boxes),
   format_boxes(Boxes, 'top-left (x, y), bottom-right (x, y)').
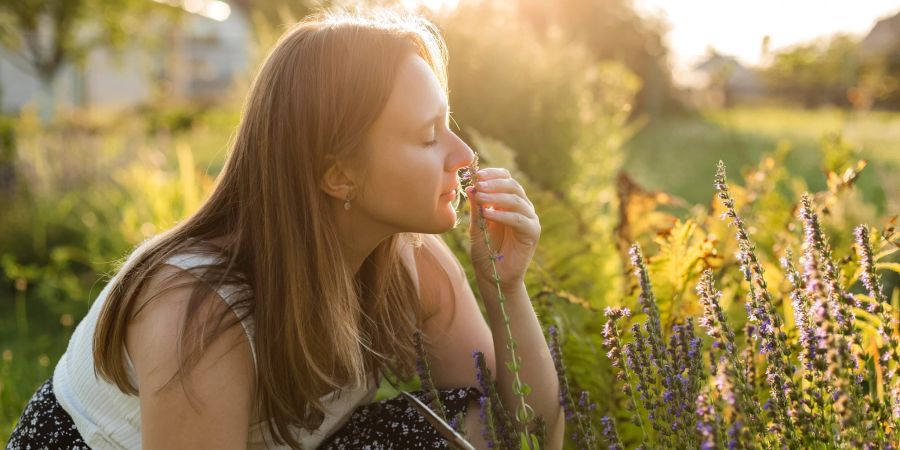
top-left (319, 158), bottom-right (358, 201)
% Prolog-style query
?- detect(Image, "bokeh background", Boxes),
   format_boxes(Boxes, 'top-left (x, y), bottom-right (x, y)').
top-left (1, 0), bottom-right (899, 446)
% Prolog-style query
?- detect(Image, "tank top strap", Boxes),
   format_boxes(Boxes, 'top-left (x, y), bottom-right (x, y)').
top-left (163, 251), bottom-right (258, 370)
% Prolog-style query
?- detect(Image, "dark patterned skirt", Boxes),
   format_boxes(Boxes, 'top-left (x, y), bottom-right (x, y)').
top-left (6, 378), bottom-right (481, 449)
top-left (5, 378), bottom-right (90, 449)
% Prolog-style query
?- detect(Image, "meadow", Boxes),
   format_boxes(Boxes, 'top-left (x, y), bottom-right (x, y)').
top-left (1, 102), bottom-right (897, 447)
top-left (623, 107), bottom-right (900, 216)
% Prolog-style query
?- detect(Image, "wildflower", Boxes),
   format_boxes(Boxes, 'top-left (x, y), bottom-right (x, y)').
top-left (414, 329), bottom-right (448, 420)
top-left (800, 194), bottom-right (869, 442)
top-left (602, 307), bottom-right (632, 379)
top-left (696, 392), bottom-right (721, 450)
top-left (854, 224), bottom-right (900, 435)
top-left (799, 195), bottom-right (859, 349)
top-left (726, 420), bottom-right (743, 450)
top-left (781, 248), bottom-right (830, 440)
top-left (468, 153), bottom-right (535, 437)
top-left (600, 416), bottom-right (624, 450)
top-left (678, 320), bottom-right (704, 430)
top-left (715, 161), bottom-right (797, 443)
top-left (629, 243), bottom-right (690, 447)
top-left (781, 250), bottom-right (818, 371)
top-left (625, 325), bottom-right (656, 413)
top-left (602, 310), bottom-right (632, 384)
top-left (696, 270), bottom-right (764, 438)
top-left (696, 269), bottom-right (738, 355)
top-left (604, 307), bottom-right (647, 439)
top-left (548, 325), bottom-right (598, 448)
top-left (473, 350), bottom-right (516, 450)
top-left (478, 394), bottom-right (497, 449)
top-left (854, 225), bottom-right (899, 370)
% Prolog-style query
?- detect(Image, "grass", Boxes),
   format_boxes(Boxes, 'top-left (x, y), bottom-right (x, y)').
top-left (622, 106), bottom-right (900, 215)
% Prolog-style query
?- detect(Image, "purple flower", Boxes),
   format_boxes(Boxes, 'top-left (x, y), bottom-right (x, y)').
top-left (855, 225), bottom-right (900, 373)
top-left (600, 416), bottom-right (623, 450)
top-left (696, 392), bottom-right (720, 450)
top-left (414, 330), bottom-right (448, 420)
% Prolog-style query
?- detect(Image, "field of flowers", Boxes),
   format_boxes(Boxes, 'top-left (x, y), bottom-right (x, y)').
top-left (418, 147), bottom-right (898, 448)
top-left (1, 3), bottom-right (898, 444)
top-left (2, 100), bottom-right (899, 447)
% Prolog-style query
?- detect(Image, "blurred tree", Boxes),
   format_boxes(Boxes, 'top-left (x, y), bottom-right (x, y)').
top-left (515, 0), bottom-right (681, 117)
top-left (229, 0), bottom-right (389, 33)
top-left (228, 0), bottom-right (320, 30)
top-left (0, 0), bottom-right (158, 119)
top-left (762, 34), bottom-right (861, 108)
top-left (229, 0), bottom-right (678, 116)
top-left (437, 0), bottom-right (639, 193)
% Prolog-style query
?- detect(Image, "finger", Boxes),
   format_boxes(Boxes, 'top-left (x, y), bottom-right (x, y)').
top-left (474, 167), bottom-right (511, 181)
top-left (481, 208), bottom-right (539, 235)
top-left (474, 192), bottom-right (536, 218)
top-left (474, 178), bottom-right (525, 197)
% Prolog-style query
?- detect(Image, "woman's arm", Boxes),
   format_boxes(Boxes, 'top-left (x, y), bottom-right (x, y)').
top-left (407, 233), bottom-right (563, 449)
top-left (407, 233), bottom-right (496, 390)
top-left (465, 167), bottom-right (564, 448)
top-left (126, 265), bottom-right (255, 449)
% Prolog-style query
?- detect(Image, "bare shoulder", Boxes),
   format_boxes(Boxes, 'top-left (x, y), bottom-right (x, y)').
top-left (402, 234), bottom-right (495, 390)
top-left (125, 263), bottom-right (255, 449)
top-left (398, 234), bottom-right (466, 318)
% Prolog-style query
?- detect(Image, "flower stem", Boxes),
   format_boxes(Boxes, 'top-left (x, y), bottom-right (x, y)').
top-left (467, 154), bottom-right (536, 445)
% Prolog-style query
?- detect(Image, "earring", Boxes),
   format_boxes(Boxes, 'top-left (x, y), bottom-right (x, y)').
top-left (344, 192), bottom-right (352, 211)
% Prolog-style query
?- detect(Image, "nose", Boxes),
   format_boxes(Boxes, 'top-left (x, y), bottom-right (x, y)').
top-left (446, 132), bottom-right (475, 172)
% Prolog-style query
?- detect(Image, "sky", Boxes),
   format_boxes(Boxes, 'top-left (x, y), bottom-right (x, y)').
top-left (633, 0), bottom-right (900, 85)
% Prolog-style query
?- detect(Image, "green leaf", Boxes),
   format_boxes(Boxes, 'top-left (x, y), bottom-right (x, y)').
top-left (875, 262), bottom-right (900, 274)
top-left (520, 433), bottom-right (531, 450)
top-left (862, 354), bottom-right (876, 397)
top-left (519, 383), bottom-right (532, 396)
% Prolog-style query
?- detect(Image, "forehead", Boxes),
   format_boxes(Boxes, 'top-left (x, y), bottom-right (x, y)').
top-left (371, 54), bottom-right (447, 139)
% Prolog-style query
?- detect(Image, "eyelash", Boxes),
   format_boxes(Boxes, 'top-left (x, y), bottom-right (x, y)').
top-left (424, 115), bottom-right (452, 147)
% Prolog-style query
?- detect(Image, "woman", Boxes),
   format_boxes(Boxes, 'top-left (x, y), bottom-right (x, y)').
top-left (8, 6), bottom-right (563, 449)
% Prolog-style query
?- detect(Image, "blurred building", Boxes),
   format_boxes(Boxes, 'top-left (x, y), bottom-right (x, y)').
top-left (860, 10), bottom-right (900, 60)
top-left (0, 1), bottom-right (251, 114)
top-left (681, 50), bottom-right (764, 109)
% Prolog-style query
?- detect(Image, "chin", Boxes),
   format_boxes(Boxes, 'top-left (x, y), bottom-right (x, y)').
top-left (419, 210), bottom-right (459, 234)
top-left (438, 208), bottom-right (460, 231)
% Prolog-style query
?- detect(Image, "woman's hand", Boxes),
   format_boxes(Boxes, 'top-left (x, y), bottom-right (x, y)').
top-left (465, 167), bottom-right (540, 292)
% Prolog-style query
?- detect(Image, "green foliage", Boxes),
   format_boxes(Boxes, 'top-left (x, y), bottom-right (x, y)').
top-left (0, 0), bottom-right (166, 83)
top-left (0, 106), bottom-right (221, 441)
top-left (622, 107), bottom-right (899, 216)
top-left (438, 0), bottom-right (640, 193)
top-left (513, 0), bottom-right (679, 116)
top-left (0, 2), bottom-right (897, 446)
top-left (762, 33), bottom-right (861, 108)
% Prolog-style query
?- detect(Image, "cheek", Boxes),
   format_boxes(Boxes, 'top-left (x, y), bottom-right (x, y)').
top-left (364, 149), bottom-right (445, 214)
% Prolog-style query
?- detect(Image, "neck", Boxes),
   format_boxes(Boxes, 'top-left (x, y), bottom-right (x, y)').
top-left (331, 201), bottom-right (395, 276)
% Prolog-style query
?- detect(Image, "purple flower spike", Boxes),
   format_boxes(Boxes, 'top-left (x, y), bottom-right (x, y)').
top-left (600, 416), bottom-right (624, 450)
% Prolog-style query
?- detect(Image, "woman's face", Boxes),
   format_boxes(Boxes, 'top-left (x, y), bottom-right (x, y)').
top-left (354, 53), bottom-right (475, 234)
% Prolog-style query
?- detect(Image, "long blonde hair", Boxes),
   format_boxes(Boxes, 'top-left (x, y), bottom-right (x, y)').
top-left (93, 7), bottom-right (449, 448)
